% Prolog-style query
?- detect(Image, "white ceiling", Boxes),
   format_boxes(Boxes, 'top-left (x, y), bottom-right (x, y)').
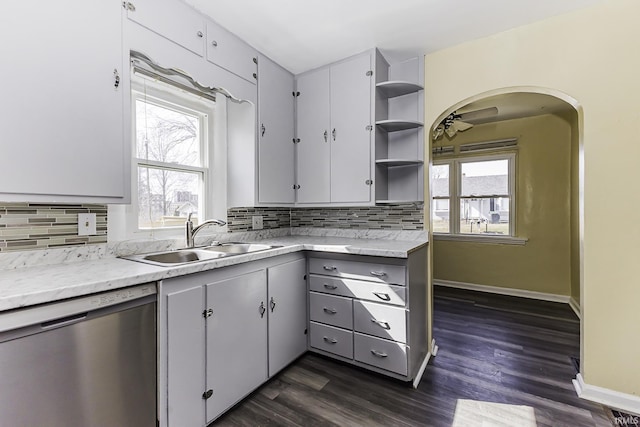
top-left (184, 0), bottom-right (604, 74)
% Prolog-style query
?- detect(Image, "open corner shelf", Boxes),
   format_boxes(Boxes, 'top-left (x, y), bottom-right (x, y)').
top-left (375, 159), bottom-right (424, 167)
top-left (375, 119), bottom-right (424, 132)
top-left (376, 80), bottom-right (424, 98)
top-left (375, 199), bottom-right (424, 205)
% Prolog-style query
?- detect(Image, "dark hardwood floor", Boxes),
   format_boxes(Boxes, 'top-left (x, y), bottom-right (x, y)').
top-left (213, 287), bottom-right (614, 426)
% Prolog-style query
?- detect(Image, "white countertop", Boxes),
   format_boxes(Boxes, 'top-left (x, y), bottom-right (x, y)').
top-left (0, 233), bottom-right (427, 312)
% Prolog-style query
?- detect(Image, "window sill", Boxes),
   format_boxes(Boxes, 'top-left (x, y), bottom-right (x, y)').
top-left (433, 233), bottom-right (528, 245)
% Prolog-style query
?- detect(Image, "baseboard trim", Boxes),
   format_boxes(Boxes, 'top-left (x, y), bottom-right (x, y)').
top-left (569, 297), bottom-right (581, 319)
top-left (412, 353), bottom-right (430, 389)
top-left (434, 279), bottom-right (571, 304)
top-left (573, 373), bottom-right (640, 416)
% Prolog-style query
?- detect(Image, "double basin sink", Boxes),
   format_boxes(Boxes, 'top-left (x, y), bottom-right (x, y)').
top-left (122, 242), bottom-right (280, 267)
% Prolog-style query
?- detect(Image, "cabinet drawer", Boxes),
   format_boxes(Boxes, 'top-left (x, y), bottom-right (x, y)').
top-left (309, 275), bottom-right (406, 306)
top-left (354, 301), bottom-right (407, 343)
top-left (354, 333), bottom-right (407, 376)
top-left (309, 292), bottom-right (353, 329)
top-left (309, 258), bottom-right (406, 285)
top-left (309, 322), bottom-right (353, 359)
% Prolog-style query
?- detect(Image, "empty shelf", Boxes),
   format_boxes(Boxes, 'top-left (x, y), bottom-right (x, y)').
top-left (375, 120), bottom-right (424, 132)
top-left (376, 80), bottom-right (424, 98)
top-left (376, 159), bottom-right (424, 166)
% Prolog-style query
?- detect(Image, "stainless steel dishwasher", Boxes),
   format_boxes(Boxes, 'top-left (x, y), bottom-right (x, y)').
top-left (0, 283), bottom-right (157, 427)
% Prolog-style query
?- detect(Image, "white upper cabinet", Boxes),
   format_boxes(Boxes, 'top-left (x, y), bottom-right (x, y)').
top-left (126, 0), bottom-right (205, 57)
top-left (295, 52), bottom-right (373, 205)
top-left (206, 21), bottom-right (257, 84)
top-left (295, 67), bottom-right (331, 203)
top-left (257, 55), bottom-right (295, 203)
top-left (330, 54), bottom-right (373, 203)
top-left (0, 0), bottom-right (128, 203)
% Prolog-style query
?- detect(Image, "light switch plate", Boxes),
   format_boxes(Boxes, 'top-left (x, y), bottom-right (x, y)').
top-left (78, 213), bottom-right (97, 236)
top-left (252, 215), bottom-right (264, 230)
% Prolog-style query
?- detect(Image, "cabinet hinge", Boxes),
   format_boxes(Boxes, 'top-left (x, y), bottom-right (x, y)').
top-left (203, 308), bottom-right (213, 318)
top-left (253, 72), bottom-right (257, 80)
top-left (203, 389), bottom-right (213, 400)
top-left (366, 70), bottom-right (373, 77)
top-left (253, 57), bottom-right (258, 64)
top-left (292, 91), bottom-right (300, 97)
top-left (122, 1), bottom-right (135, 11)
top-left (292, 184), bottom-right (300, 190)
top-left (366, 125), bottom-right (373, 131)
top-left (365, 179), bottom-right (373, 186)
top-left (292, 138), bottom-right (300, 144)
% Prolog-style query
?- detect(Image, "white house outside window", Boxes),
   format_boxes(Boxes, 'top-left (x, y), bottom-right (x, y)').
top-left (432, 154), bottom-right (515, 236)
top-left (133, 80), bottom-right (214, 230)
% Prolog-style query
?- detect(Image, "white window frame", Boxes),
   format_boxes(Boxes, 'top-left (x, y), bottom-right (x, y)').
top-left (129, 77), bottom-right (217, 234)
top-left (433, 153), bottom-right (527, 245)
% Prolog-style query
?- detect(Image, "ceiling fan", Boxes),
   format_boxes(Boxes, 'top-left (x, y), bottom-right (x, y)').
top-left (432, 107), bottom-right (498, 140)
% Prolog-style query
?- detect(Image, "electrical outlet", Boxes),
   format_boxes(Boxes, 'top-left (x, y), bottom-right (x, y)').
top-left (78, 213), bottom-right (97, 236)
top-left (252, 215), bottom-right (264, 230)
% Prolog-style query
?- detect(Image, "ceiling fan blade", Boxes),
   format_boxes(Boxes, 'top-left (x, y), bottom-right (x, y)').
top-left (452, 120), bottom-right (473, 132)
top-left (458, 106), bottom-right (498, 122)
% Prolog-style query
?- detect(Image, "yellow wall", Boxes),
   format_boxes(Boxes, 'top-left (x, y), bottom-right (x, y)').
top-left (424, 0), bottom-right (640, 396)
top-left (566, 111), bottom-right (581, 305)
top-left (433, 114), bottom-right (573, 296)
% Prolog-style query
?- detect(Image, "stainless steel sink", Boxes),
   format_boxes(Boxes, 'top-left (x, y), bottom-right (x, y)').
top-left (120, 243), bottom-right (280, 267)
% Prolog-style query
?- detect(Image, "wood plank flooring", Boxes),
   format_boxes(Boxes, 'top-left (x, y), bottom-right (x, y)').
top-left (213, 287), bottom-right (614, 426)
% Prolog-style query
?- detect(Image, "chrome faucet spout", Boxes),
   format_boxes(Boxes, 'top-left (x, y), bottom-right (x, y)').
top-left (185, 213), bottom-right (226, 248)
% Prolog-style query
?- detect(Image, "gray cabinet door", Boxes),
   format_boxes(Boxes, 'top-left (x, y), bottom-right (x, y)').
top-left (267, 258), bottom-right (308, 376)
top-left (258, 54), bottom-right (295, 203)
top-left (330, 53), bottom-right (372, 203)
top-left (0, 0), bottom-right (126, 202)
top-left (205, 270), bottom-right (268, 423)
top-left (166, 285), bottom-right (205, 427)
top-left (206, 20), bottom-right (257, 83)
top-left (296, 68), bottom-right (331, 203)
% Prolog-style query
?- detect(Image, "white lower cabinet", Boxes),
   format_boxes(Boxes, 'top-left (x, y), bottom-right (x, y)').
top-left (205, 270), bottom-right (268, 423)
top-left (159, 253), bottom-right (306, 427)
top-left (307, 250), bottom-right (428, 383)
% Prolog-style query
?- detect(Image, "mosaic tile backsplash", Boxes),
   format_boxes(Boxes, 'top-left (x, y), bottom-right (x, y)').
top-left (227, 204), bottom-right (424, 232)
top-left (0, 203), bottom-right (107, 252)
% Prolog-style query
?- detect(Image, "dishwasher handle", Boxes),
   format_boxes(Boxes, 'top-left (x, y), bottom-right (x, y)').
top-left (41, 312), bottom-right (88, 330)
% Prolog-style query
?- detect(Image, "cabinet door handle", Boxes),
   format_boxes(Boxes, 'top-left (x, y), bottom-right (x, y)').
top-left (323, 283), bottom-right (338, 290)
top-left (270, 297), bottom-right (276, 312)
top-left (323, 265), bottom-right (337, 271)
top-left (323, 130), bottom-right (328, 142)
top-left (259, 301), bottom-right (266, 318)
top-left (371, 319), bottom-right (391, 330)
top-left (261, 123), bottom-right (266, 137)
top-left (373, 292), bottom-right (391, 301)
top-left (323, 307), bottom-right (337, 314)
top-left (332, 128), bottom-right (336, 141)
top-left (211, 40), bottom-right (218, 47)
top-left (371, 349), bottom-right (388, 358)
top-left (370, 271), bottom-right (387, 277)
top-left (196, 30), bottom-right (204, 38)
top-left (323, 336), bottom-right (337, 344)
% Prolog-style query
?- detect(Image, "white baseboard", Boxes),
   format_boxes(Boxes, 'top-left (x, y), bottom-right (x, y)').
top-left (412, 338), bottom-right (437, 389)
top-left (434, 279), bottom-right (571, 304)
top-left (569, 297), bottom-right (581, 319)
top-left (573, 373), bottom-right (640, 416)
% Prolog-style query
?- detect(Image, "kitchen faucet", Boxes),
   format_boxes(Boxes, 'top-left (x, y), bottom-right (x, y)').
top-left (185, 212), bottom-right (226, 248)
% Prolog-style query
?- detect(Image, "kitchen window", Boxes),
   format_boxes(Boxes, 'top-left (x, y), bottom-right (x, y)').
top-left (133, 79), bottom-right (215, 230)
top-left (432, 154), bottom-right (516, 238)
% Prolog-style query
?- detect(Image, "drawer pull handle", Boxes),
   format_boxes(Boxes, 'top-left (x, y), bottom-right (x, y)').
top-left (323, 307), bottom-right (337, 314)
top-left (371, 349), bottom-right (388, 358)
top-left (370, 271), bottom-right (387, 277)
top-left (323, 265), bottom-right (337, 271)
top-left (371, 319), bottom-right (391, 330)
top-left (323, 283), bottom-right (338, 290)
top-left (373, 292), bottom-right (391, 301)
top-left (323, 336), bottom-right (337, 344)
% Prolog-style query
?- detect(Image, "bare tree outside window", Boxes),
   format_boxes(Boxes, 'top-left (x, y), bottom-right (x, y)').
top-left (135, 97), bottom-right (207, 229)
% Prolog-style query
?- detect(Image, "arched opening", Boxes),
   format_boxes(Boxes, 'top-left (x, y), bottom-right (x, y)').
top-left (427, 86), bottom-right (585, 375)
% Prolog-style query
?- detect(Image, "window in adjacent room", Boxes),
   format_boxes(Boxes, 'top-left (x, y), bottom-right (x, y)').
top-left (432, 154), bottom-right (515, 236)
top-left (133, 79), bottom-right (214, 230)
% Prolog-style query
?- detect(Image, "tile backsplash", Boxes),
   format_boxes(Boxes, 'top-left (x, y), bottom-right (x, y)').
top-left (227, 204), bottom-right (424, 232)
top-left (0, 203), bottom-right (107, 252)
